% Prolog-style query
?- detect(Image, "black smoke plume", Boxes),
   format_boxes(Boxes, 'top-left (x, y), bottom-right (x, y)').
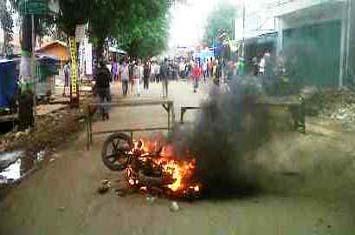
top-left (173, 78), bottom-right (272, 197)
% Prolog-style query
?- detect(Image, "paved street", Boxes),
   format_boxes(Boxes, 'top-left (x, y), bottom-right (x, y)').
top-left (1, 81), bottom-right (355, 235)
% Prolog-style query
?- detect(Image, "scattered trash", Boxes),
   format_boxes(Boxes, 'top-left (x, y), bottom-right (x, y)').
top-left (0, 159), bottom-right (21, 184)
top-left (146, 195), bottom-right (156, 204)
top-left (49, 158), bottom-right (56, 163)
top-left (0, 151), bottom-right (24, 170)
top-left (36, 150), bottom-right (46, 162)
top-left (306, 90), bottom-right (355, 126)
top-left (169, 201), bottom-right (180, 212)
top-left (97, 179), bottom-right (111, 194)
top-left (115, 188), bottom-right (126, 197)
top-left (58, 206), bottom-right (65, 211)
top-left (25, 128), bottom-right (31, 135)
top-left (15, 131), bottom-right (24, 139)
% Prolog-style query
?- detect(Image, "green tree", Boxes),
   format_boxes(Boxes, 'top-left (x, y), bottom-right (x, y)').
top-left (0, 0), bottom-right (14, 56)
top-left (203, 2), bottom-right (237, 46)
top-left (116, 0), bottom-right (170, 58)
top-left (88, 0), bottom-right (125, 58)
top-left (57, 0), bottom-right (94, 36)
top-left (57, 0), bottom-right (171, 59)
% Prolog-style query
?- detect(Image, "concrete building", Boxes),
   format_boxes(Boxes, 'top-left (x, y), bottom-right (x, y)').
top-left (235, 0), bottom-right (353, 88)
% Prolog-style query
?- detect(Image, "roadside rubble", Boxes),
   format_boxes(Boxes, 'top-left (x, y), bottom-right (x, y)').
top-left (115, 189), bottom-right (126, 197)
top-left (305, 88), bottom-right (355, 127)
top-left (169, 201), bottom-right (180, 212)
top-left (0, 151), bottom-right (24, 170)
top-left (146, 195), bottom-right (156, 204)
top-left (97, 179), bottom-right (112, 194)
top-left (0, 107), bottom-right (86, 196)
top-left (0, 107), bottom-right (85, 153)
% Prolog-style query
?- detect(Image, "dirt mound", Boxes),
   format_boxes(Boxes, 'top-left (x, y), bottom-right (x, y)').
top-left (0, 108), bottom-right (85, 155)
top-left (305, 89), bottom-right (355, 123)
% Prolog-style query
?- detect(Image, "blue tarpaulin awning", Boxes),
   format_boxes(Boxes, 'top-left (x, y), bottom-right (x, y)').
top-left (0, 59), bottom-right (19, 109)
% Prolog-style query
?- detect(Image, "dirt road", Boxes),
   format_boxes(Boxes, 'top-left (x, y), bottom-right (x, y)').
top-left (1, 80), bottom-right (355, 235)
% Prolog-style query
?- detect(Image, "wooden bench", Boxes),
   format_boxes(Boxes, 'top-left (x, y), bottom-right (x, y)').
top-left (180, 106), bottom-right (202, 124)
top-left (86, 99), bottom-right (175, 149)
top-left (256, 96), bottom-right (306, 133)
top-left (179, 96), bottom-right (305, 133)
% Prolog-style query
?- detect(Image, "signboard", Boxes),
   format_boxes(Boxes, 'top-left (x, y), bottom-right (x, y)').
top-left (85, 41), bottom-right (93, 75)
top-left (75, 24), bottom-right (86, 42)
top-left (69, 37), bottom-right (78, 98)
top-left (19, 0), bottom-right (48, 15)
top-left (79, 42), bottom-right (85, 77)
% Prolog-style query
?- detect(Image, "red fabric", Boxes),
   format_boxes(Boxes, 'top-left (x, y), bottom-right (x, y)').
top-left (192, 66), bottom-right (201, 80)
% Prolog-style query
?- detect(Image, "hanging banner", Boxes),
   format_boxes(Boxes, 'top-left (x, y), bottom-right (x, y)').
top-left (79, 41), bottom-right (85, 77)
top-left (85, 41), bottom-right (93, 75)
top-left (69, 37), bottom-right (78, 98)
top-left (75, 24), bottom-right (86, 42)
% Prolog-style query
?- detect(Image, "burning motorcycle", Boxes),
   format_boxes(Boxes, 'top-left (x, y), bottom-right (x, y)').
top-left (101, 133), bottom-right (200, 198)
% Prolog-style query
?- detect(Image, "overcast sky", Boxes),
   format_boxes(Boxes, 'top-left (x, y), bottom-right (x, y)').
top-left (168, 0), bottom-right (272, 47)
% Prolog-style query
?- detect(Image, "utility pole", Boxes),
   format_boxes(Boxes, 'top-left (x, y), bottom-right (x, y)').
top-left (242, 0), bottom-right (245, 58)
top-left (17, 0), bottom-right (51, 130)
top-left (31, 13), bottom-right (36, 117)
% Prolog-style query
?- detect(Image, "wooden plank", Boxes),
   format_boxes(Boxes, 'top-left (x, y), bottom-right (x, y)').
top-left (0, 114), bottom-right (17, 122)
top-left (256, 96), bottom-right (301, 106)
top-left (92, 127), bottom-right (170, 136)
top-left (181, 107), bottom-right (202, 110)
top-left (89, 99), bottom-right (173, 108)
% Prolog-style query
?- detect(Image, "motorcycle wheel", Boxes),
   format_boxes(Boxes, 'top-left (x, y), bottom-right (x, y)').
top-left (101, 133), bottom-right (134, 171)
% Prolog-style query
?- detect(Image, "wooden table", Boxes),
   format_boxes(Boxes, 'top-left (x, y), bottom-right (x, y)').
top-left (86, 99), bottom-right (175, 149)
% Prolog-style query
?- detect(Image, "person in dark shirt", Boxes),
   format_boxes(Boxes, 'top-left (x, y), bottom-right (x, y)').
top-left (96, 60), bottom-right (111, 120)
top-left (143, 61), bottom-right (151, 90)
top-left (160, 58), bottom-right (169, 98)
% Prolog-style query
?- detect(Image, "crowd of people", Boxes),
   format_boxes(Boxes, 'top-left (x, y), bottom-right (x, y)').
top-left (84, 55), bottom-right (248, 120)
top-left (100, 57), bottom-right (229, 99)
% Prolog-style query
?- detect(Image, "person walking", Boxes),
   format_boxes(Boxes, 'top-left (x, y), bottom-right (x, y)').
top-left (259, 54), bottom-right (266, 77)
top-left (160, 58), bottom-right (169, 98)
top-left (129, 60), bottom-right (135, 95)
top-left (202, 59), bottom-right (207, 81)
top-left (252, 56), bottom-right (259, 76)
top-left (120, 61), bottom-right (129, 96)
top-left (111, 58), bottom-right (118, 81)
top-left (154, 62), bottom-right (161, 83)
top-left (208, 58), bottom-right (213, 78)
top-left (212, 59), bottom-right (219, 86)
top-left (179, 60), bottom-right (185, 79)
top-left (63, 61), bottom-right (70, 96)
top-left (143, 60), bottom-right (151, 90)
top-left (191, 62), bottom-right (201, 92)
top-left (133, 61), bottom-right (142, 96)
top-left (95, 60), bottom-right (112, 120)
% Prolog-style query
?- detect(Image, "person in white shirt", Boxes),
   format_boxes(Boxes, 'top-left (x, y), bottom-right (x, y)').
top-left (154, 63), bottom-right (161, 83)
top-left (259, 57), bottom-right (265, 76)
top-left (120, 61), bottom-right (129, 96)
top-left (133, 61), bottom-right (143, 96)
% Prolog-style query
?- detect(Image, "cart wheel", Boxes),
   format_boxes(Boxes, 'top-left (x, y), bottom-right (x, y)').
top-left (101, 133), bottom-right (133, 171)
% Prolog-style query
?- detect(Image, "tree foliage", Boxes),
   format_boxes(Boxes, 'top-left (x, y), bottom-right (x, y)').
top-left (57, 0), bottom-right (94, 35)
top-left (203, 2), bottom-right (237, 46)
top-left (0, 0), bottom-right (14, 56)
top-left (9, 0), bottom-right (171, 58)
top-left (57, 0), bottom-right (170, 58)
top-left (88, 0), bottom-right (125, 54)
top-left (116, 0), bottom-right (170, 58)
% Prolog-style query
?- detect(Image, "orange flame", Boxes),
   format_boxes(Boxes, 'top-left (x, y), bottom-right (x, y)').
top-left (130, 138), bottom-right (200, 195)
